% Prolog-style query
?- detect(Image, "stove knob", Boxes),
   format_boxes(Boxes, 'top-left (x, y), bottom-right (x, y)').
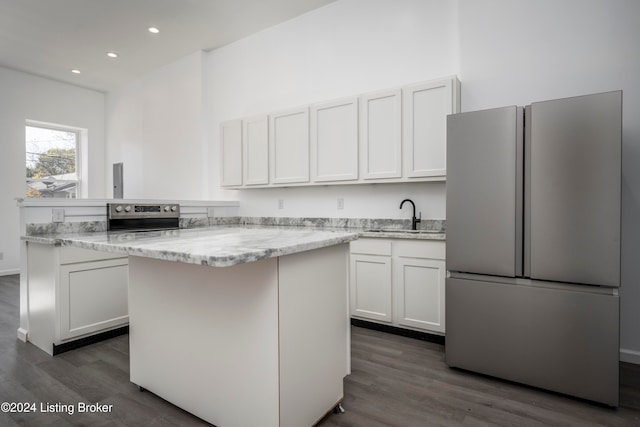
top-left (171, 205), bottom-right (178, 212)
top-left (115, 205), bottom-right (123, 213)
top-left (124, 205), bottom-right (132, 212)
top-left (164, 206), bottom-right (170, 212)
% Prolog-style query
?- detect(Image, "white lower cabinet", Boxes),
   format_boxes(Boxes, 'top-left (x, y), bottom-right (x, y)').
top-left (394, 256), bottom-right (445, 333)
top-left (59, 257), bottom-right (128, 340)
top-left (350, 238), bottom-right (445, 334)
top-left (350, 253), bottom-right (392, 323)
top-left (27, 243), bottom-right (129, 355)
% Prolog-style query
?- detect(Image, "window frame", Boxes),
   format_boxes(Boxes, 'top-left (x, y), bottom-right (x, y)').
top-left (25, 120), bottom-right (84, 199)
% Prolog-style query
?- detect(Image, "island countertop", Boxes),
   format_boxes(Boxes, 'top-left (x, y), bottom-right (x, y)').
top-left (22, 226), bottom-right (360, 267)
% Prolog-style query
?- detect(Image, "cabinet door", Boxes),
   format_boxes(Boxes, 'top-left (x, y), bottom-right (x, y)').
top-left (243, 115), bottom-right (269, 186)
top-left (360, 89), bottom-right (402, 179)
top-left (311, 97), bottom-right (358, 182)
top-left (350, 254), bottom-right (392, 323)
top-left (270, 107), bottom-right (309, 184)
top-left (59, 259), bottom-right (129, 340)
top-left (220, 119), bottom-right (243, 187)
top-left (394, 257), bottom-right (445, 333)
top-left (403, 77), bottom-right (459, 179)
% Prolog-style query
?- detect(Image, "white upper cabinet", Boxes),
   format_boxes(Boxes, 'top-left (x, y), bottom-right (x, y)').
top-left (220, 119), bottom-right (243, 187)
top-left (243, 115), bottom-right (269, 186)
top-left (311, 97), bottom-right (358, 182)
top-left (270, 107), bottom-right (309, 184)
top-left (360, 88), bottom-right (402, 180)
top-left (221, 75), bottom-right (460, 188)
top-left (403, 77), bottom-right (460, 179)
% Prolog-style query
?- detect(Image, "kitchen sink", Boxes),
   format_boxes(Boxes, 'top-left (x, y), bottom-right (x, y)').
top-left (365, 229), bottom-right (443, 234)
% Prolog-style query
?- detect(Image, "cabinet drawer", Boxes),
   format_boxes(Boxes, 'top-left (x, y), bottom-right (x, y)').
top-left (59, 246), bottom-right (127, 265)
top-left (350, 238), bottom-right (391, 256)
top-left (395, 240), bottom-right (445, 260)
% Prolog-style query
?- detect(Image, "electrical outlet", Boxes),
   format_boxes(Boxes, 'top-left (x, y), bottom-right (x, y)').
top-left (278, 199), bottom-right (284, 210)
top-left (52, 208), bottom-right (65, 223)
top-left (0, 252), bottom-right (4, 261)
top-left (337, 198), bottom-right (344, 210)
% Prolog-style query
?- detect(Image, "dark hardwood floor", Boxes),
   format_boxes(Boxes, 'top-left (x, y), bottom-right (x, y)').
top-left (1, 274), bottom-right (639, 426)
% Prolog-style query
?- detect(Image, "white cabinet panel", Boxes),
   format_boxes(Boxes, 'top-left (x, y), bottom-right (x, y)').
top-left (220, 119), bottom-right (243, 187)
top-left (60, 258), bottom-right (129, 340)
top-left (350, 238), bottom-right (391, 256)
top-left (349, 238), bottom-right (446, 334)
top-left (350, 254), bottom-right (392, 323)
top-left (361, 89), bottom-right (402, 179)
top-left (311, 97), bottom-right (358, 182)
top-left (243, 115), bottom-right (269, 186)
top-left (27, 243), bottom-right (129, 355)
top-left (270, 108), bottom-right (309, 184)
top-left (395, 257), bottom-right (445, 333)
top-left (403, 77), bottom-right (459, 178)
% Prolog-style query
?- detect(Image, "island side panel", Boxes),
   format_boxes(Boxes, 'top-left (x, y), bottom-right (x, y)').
top-left (128, 255), bottom-right (280, 427)
top-left (26, 242), bottom-right (58, 355)
top-left (278, 243), bottom-right (349, 427)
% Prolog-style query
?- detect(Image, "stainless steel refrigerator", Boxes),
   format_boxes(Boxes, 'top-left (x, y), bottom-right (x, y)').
top-left (445, 91), bottom-right (621, 407)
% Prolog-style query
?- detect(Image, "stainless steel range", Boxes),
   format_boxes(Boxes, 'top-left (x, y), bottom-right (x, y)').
top-left (107, 203), bottom-right (180, 231)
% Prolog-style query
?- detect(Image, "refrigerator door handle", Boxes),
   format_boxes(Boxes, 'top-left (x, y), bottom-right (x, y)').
top-left (523, 105), bottom-right (531, 278)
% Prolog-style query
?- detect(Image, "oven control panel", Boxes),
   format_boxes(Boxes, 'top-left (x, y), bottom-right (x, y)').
top-left (108, 203), bottom-right (180, 219)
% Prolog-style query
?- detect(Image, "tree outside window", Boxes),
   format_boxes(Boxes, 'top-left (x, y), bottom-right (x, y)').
top-left (26, 124), bottom-right (79, 198)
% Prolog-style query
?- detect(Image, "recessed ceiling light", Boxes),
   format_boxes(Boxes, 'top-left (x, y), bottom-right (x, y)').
top-left (148, 27), bottom-right (160, 34)
top-left (107, 52), bottom-right (118, 58)
top-left (71, 69), bottom-right (81, 74)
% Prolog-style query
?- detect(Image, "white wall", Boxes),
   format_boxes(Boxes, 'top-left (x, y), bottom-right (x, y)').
top-left (0, 66), bottom-right (105, 275)
top-left (457, 0), bottom-right (640, 363)
top-left (101, 0), bottom-right (640, 360)
top-left (105, 51), bottom-right (207, 200)
top-left (205, 0), bottom-right (458, 219)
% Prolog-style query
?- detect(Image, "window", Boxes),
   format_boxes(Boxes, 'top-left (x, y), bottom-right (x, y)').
top-left (25, 123), bottom-right (80, 198)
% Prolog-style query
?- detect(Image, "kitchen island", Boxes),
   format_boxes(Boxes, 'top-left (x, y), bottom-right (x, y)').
top-left (24, 226), bottom-right (359, 427)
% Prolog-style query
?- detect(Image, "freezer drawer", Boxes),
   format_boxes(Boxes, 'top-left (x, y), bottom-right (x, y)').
top-left (445, 276), bottom-right (619, 406)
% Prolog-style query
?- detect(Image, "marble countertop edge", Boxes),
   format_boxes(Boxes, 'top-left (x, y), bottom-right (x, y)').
top-left (21, 225), bottom-right (445, 267)
top-left (23, 227), bottom-right (360, 267)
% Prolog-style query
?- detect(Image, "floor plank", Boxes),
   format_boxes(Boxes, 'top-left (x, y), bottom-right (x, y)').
top-left (2, 274), bottom-right (640, 426)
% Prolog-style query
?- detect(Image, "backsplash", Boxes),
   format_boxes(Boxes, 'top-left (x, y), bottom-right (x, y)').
top-left (26, 216), bottom-right (445, 235)
top-left (209, 216), bottom-right (446, 232)
top-left (26, 221), bottom-right (107, 236)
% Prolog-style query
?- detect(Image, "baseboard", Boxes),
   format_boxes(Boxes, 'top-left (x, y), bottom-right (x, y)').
top-left (52, 326), bottom-right (129, 355)
top-left (620, 348), bottom-right (640, 365)
top-left (350, 318), bottom-right (445, 345)
top-left (0, 269), bottom-right (20, 276)
top-left (16, 328), bottom-right (28, 342)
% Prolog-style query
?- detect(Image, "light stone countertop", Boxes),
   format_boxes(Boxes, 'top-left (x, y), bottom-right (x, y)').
top-left (22, 226), bottom-right (360, 267)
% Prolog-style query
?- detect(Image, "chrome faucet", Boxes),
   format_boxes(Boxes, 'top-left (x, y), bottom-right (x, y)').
top-left (399, 199), bottom-right (421, 230)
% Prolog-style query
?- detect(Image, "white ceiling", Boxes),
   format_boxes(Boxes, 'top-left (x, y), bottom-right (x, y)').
top-left (0, 0), bottom-right (337, 92)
